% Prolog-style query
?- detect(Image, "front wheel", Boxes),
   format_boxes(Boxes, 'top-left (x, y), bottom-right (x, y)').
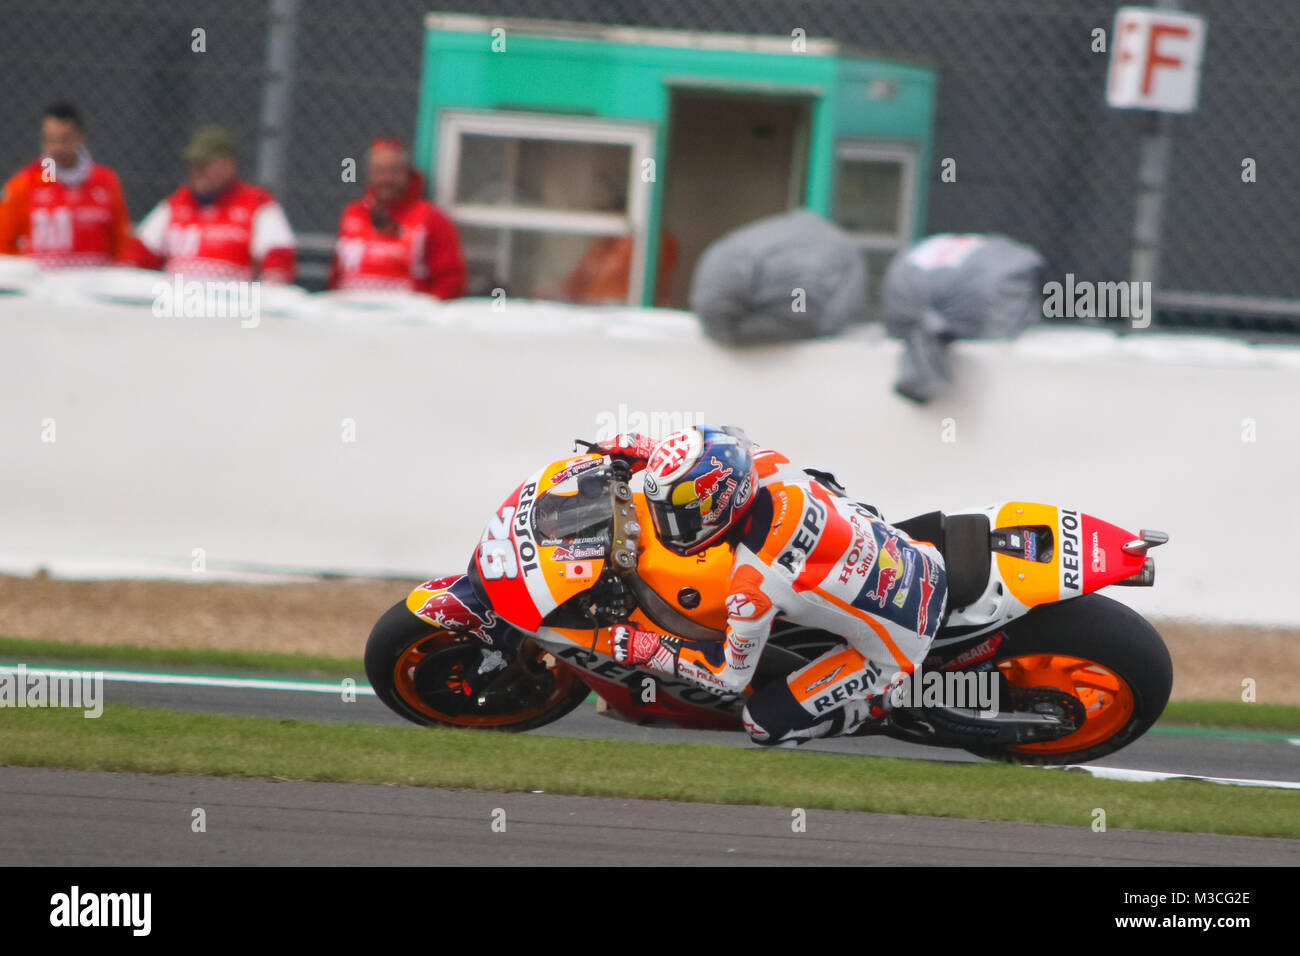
top-left (965, 593), bottom-right (1173, 765)
top-left (364, 600), bottom-right (591, 730)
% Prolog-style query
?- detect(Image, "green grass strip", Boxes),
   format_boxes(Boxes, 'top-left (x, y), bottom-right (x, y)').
top-left (3, 635), bottom-right (1300, 731)
top-left (1158, 700), bottom-right (1300, 733)
top-left (1149, 725), bottom-right (1297, 743)
top-left (0, 635), bottom-right (359, 678)
top-left (0, 703), bottom-right (1296, 838)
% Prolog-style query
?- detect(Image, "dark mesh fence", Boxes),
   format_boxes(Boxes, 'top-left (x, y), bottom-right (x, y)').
top-left (3, 0), bottom-right (1297, 327)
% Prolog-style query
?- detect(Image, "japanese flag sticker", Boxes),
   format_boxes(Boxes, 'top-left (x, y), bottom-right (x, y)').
top-left (564, 561), bottom-right (595, 581)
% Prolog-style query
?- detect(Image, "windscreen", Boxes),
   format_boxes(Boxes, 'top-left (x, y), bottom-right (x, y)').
top-left (532, 468), bottom-right (614, 544)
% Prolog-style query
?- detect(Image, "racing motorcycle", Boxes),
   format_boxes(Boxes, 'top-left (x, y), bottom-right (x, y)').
top-left (365, 446), bottom-right (1173, 765)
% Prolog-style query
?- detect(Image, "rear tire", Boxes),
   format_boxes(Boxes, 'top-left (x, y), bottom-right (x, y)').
top-left (364, 600), bottom-right (591, 731)
top-left (965, 593), bottom-right (1172, 765)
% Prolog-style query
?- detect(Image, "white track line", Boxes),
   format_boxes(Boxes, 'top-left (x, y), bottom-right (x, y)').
top-left (6, 664), bottom-right (1299, 789)
top-left (1040, 764), bottom-right (1300, 790)
top-left (0, 663), bottom-right (374, 696)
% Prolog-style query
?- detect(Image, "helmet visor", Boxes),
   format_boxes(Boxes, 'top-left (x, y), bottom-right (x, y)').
top-left (647, 496), bottom-right (707, 554)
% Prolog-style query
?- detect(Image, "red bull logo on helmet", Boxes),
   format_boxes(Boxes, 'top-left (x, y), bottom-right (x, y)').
top-left (693, 457), bottom-right (733, 501)
top-left (705, 476), bottom-right (743, 524)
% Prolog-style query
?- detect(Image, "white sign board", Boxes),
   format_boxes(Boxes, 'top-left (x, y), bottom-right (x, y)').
top-left (1107, 7), bottom-right (1207, 113)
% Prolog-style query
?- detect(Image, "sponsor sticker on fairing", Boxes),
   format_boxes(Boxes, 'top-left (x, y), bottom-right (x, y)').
top-left (549, 456), bottom-right (603, 486)
top-left (416, 590), bottom-right (498, 638)
top-left (1059, 507), bottom-right (1082, 593)
top-left (1090, 530), bottom-right (1106, 573)
top-left (939, 632), bottom-right (1005, 671)
top-left (563, 561), bottom-right (596, 581)
top-left (552, 543), bottom-right (606, 561)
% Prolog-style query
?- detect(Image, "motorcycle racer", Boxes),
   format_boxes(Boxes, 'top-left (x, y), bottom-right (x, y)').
top-left (599, 426), bottom-right (948, 747)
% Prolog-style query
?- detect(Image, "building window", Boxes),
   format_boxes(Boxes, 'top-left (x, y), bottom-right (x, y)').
top-left (435, 111), bottom-right (656, 304)
top-left (831, 142), bottom-right (918, 309)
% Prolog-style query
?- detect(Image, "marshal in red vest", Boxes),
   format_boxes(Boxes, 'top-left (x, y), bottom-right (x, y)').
top-left (0, 158), bottom-right (131, 268)
top-left (126, 180), bottom-right (296, 283)
top-left (329, 180), bottom-right (465, 299)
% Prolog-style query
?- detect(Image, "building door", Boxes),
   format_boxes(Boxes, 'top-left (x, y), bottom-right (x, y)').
top-left (661, 90), bottom-right (811, 309)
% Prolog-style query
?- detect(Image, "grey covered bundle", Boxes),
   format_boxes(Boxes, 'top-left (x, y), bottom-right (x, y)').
top-left (881, 233), bottom-right (1045, 403)
top-left (689, 209), bottom-right (867, 344)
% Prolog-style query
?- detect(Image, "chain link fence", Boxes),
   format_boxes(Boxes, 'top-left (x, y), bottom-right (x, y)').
top-left (3, 0), bottom-right (1298, 331)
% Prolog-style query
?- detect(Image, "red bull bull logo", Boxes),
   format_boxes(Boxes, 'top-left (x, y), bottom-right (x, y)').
top-left (693, 457), bottom-right (733, 501)
top-left (866, 537), bottom-right (904, 608)
top-left (706, 470), bottom-right (750, 524)
top-left (552, 543), bottom-right (605, 562)
top-left (416, 589), bottom-right (497, 634)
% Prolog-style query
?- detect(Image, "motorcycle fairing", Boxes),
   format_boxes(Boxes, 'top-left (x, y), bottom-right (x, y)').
top-left (934, 501), bottom-right (1155, 645)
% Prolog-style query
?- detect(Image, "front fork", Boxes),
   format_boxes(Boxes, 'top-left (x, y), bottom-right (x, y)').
top-left (471, 636), bottom-right (555, 706)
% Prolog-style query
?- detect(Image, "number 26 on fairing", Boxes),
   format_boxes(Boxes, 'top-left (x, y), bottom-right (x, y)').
top-left (478, 506), bottom-right (518, 580)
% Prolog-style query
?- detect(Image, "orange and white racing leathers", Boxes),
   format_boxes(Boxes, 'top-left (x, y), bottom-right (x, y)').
top-left (628, 449), bottom-right (948, 746)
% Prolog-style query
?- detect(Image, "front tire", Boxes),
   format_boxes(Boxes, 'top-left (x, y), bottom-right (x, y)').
top-left (966, 593), bottom-right (1173, 765)
top-left (364, 600), bottom-right (591, 731)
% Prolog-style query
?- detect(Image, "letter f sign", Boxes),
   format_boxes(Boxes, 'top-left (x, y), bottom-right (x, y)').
top-left (1106, 8), bottom-right (1206, 114)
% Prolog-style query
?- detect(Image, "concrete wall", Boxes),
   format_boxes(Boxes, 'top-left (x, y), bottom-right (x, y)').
top-left (2, 269), bottom-right (1298, 627)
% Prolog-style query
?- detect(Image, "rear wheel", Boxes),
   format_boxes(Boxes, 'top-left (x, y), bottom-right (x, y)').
top-left (965, 593), bottom-right (1172, 765)
top-left (364, 600), bottom-right (591, 730)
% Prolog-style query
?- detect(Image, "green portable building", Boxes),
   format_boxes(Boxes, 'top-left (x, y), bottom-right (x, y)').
top-left (414, 13), bottom-right (937, 308)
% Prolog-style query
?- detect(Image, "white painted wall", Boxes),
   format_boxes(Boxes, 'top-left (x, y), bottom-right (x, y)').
top-left (2, 266), bottom-right (1297, 627)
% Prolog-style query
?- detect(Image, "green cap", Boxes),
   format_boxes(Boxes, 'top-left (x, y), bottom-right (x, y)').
top-left (183, 125), bottom-right (237, 162)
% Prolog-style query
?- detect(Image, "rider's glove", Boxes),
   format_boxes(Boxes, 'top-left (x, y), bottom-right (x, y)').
top-left (612, 624), bottom-right (666, 666)
top-left (595, 433), bottom-right (657, 473)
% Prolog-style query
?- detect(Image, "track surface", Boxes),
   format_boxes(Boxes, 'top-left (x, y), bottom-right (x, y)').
top-left (3, 766), bottom-right (1297, 866)
top-left (5, 665), bottom-right (1297, 866)
top-left (80, 676), bottom-right (1300, 784)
